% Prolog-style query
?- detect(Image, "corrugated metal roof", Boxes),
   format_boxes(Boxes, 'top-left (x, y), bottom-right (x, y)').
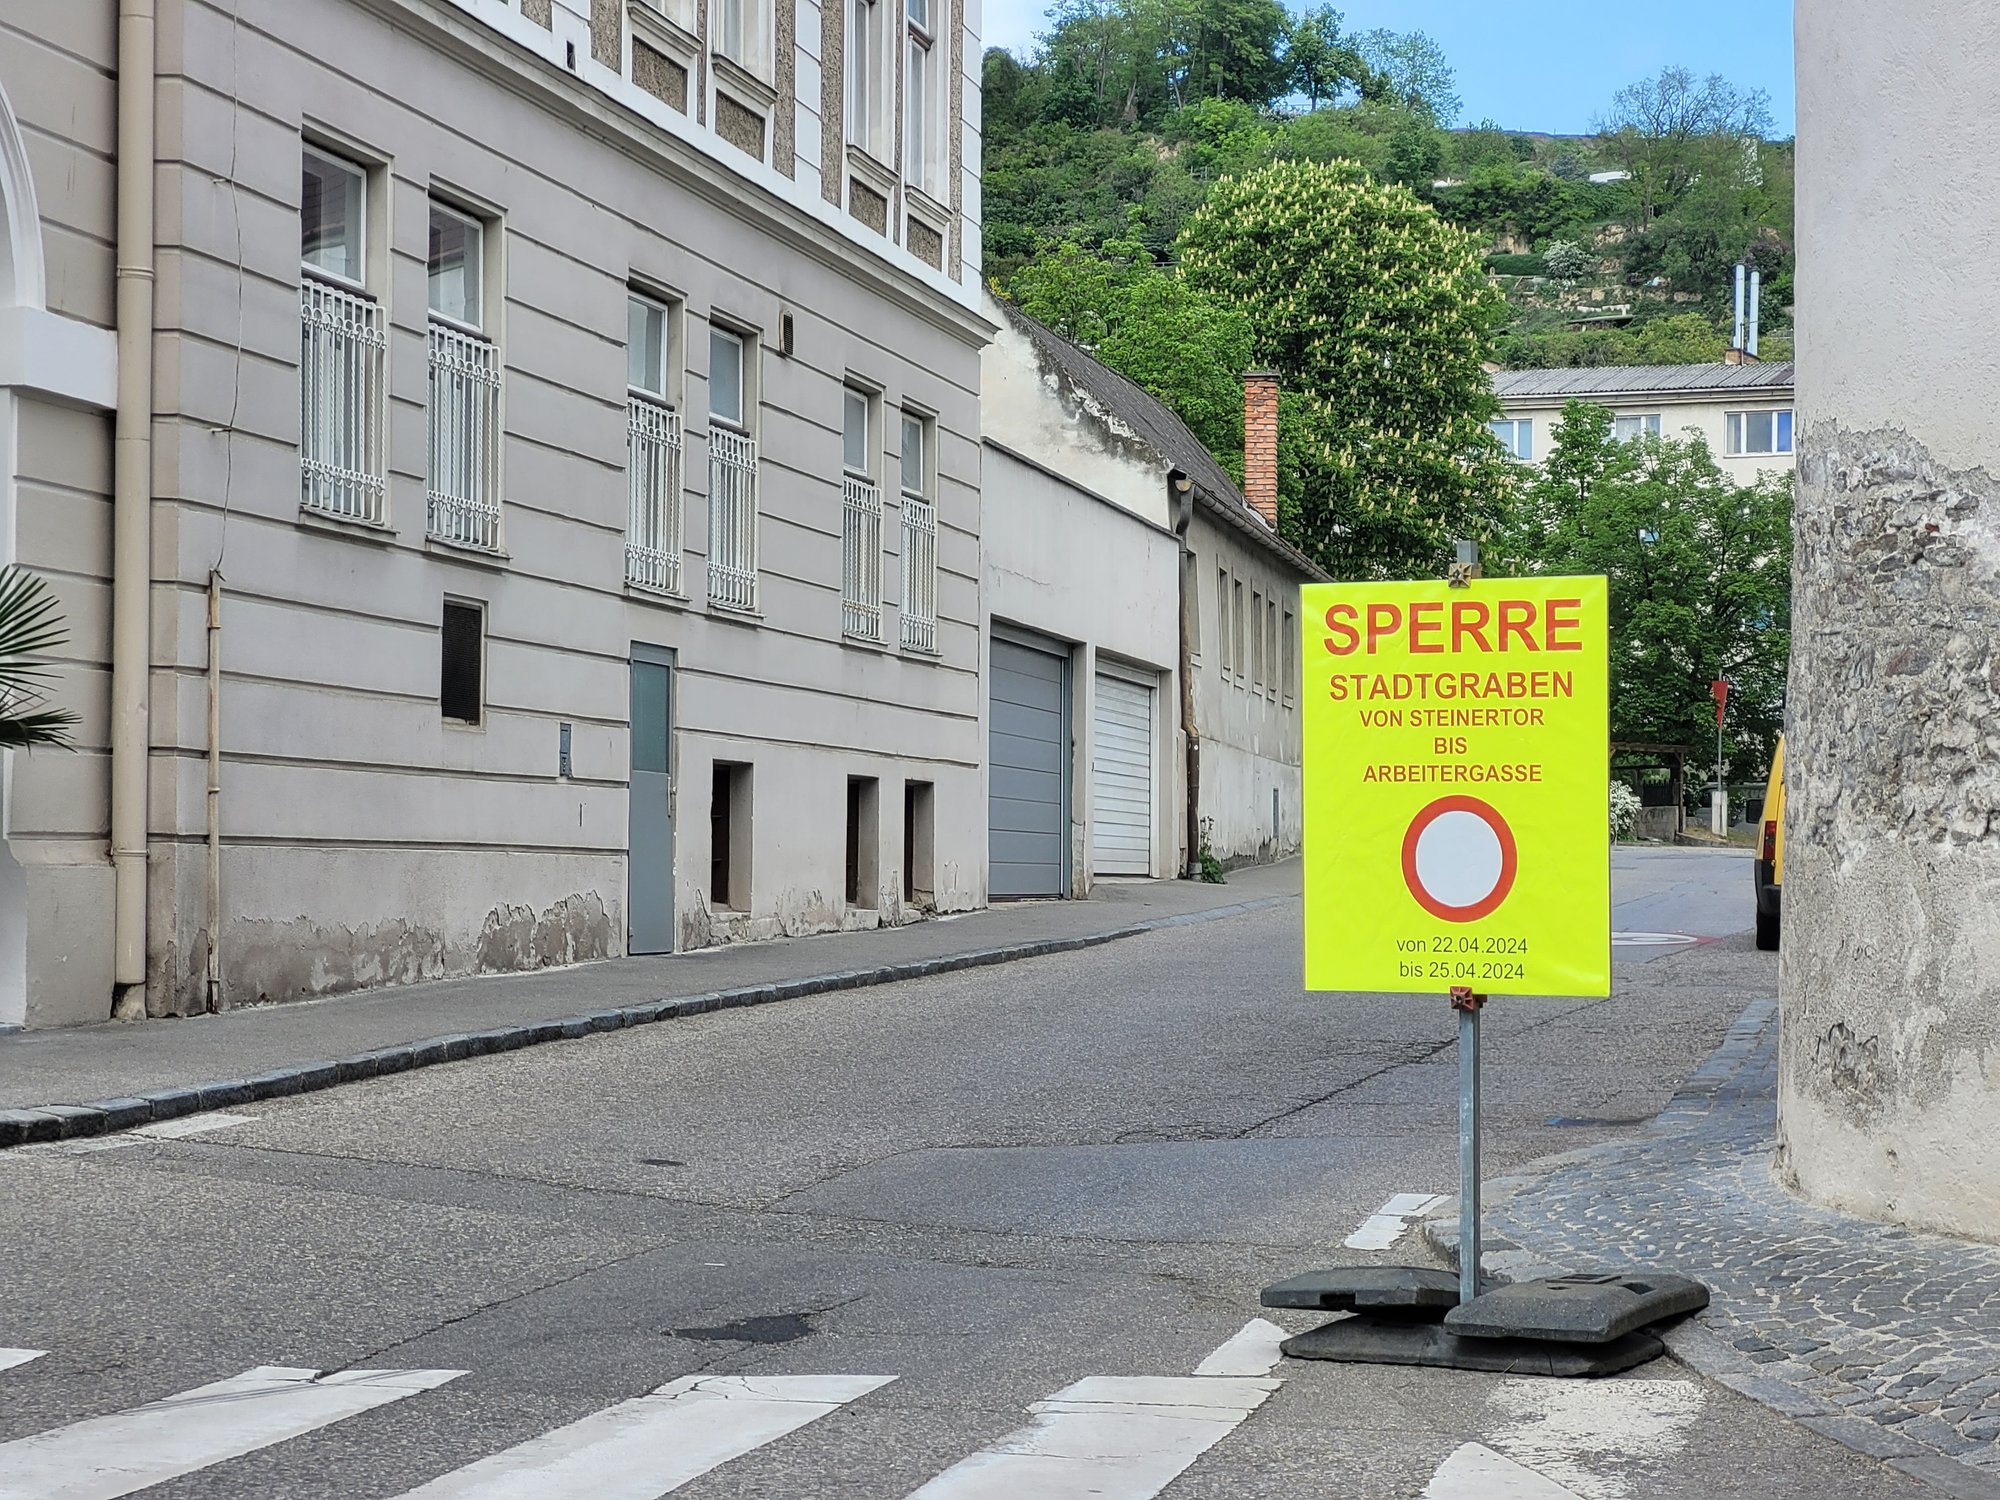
top-left (1492, 362), bottom-right (1796, 399)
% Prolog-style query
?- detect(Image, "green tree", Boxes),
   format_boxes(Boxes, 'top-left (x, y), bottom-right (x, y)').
top-left (1520, 402), bottom-right (1791, 768)
top-left (1597, 66), bottom-right (1773, 227)
top-left (1177, 160), bottom-right (1513, 578)
top-left (1357, 29), bottom-right (1460, 125)
top-left (1285, 5), bottom-right (1371, 109)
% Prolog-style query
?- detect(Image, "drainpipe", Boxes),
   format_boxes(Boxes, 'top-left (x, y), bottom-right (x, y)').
top-left (109, 0), bottom-right (157, 1021)
top-left (1170, 471), bottom-right (1200, 879)
top-left (205, 569), bottom-right (222, 1012)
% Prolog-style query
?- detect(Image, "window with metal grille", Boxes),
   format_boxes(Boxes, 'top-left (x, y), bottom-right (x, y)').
top-left (706, 326), bottom-right (759, 611)
top-left (898, 410), bottom-right (937, 652)
top-left (440, 598), bottom-right (484, 725)
top-left (426, 202), bottom-right (501, 551)
top-left (627, 293), bottom-right (684, 594)
top-left (842, 388), bottom-right (883, 640)
top-left (299, 149), bottom-right (386, 526)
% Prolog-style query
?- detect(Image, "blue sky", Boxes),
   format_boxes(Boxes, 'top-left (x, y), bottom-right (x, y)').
top-left (980, 0), bottom-right (1797, 137)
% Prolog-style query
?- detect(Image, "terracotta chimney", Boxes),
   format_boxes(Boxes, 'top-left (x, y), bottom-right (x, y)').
top-left (1243, 370), bottom-right (1279, 529)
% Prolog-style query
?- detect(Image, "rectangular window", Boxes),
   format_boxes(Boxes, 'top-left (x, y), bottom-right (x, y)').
top-left (710, 762), bottom-right (751, 910)
top-left (718, 0), bottom-right (744, 61)
top-left (440, 599), bottom-right (484, 725)
top-left (299, 147), bottom-right (385, 526)
top-left (842, 387), bottom-right (884, 641)
top-left (904, 0), bottom-right (934, 189)
top-left (426, 200), bottom-right (500, 550)
top-left (845, 776), bottom-right (880, 909)
top-left (904, 779), bottom-right (935, 906)
top-left (302, 149), bottom-right (365, 284)
top-left (427, 202), bottom-right (483, 329)
top-left (1218, 567), bottom-right (1232, 674)
top-left (1728, 409), bottom-right (1794, 456)
top-left (1251, 589), bottom-right (1265, 688)
top-left (1613, 413), bottom-right (1662, 442)
top-left (706, 325), bottom-right (759, 610)
top-left (899, 410), bottom-right (938, 652)
top-left (848, 0), bottom-right (879, 151)
top-left (1282, 608), bottom-right (1295, 707)
top-left (1267, 599), bottom-right (1278, 697)
top-left (1488, 418), bottom-right (1532, 461)
top-left (1232, 578), bottom-right (1245, 684)
top-left (626, 292), bottom-right (684, 595)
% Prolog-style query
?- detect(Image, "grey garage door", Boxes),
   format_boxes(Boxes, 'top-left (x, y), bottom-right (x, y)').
top-left (1092, 669), bottom-right (1155, 877)
top-left (989, 635), bottom-right (1069, 898)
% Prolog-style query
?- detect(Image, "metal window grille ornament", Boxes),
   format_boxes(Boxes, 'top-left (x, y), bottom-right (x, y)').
top-left (707, 426), bottom-right (759, 611)
top-left (426, 320), bottom-right (503, 551)
top-left (627, 398), bottom-right (685, 594)
top-left (900, 495), bottom-right (937, 652)
top-left (300, 280), bottom-right (387, 524)
top-left (842, 474), bottom-right (884, 640)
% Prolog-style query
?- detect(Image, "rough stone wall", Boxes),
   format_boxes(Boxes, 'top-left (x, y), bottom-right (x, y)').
top-left (773, 0), bottom-right (795, 175)
top-left (522, 0), bottom-right (553, 26)
top-left (820, 0), bottom-right (843, 203)
top-left (1781, 0), bottom-right (2000, 1242)
top-left (632, 38), bottom-right (689, 111)
top-left (714, 92), bottom-right (767, 159)
top-left (590, 0), bottom-right (622, 66)
top-left (1778, 424), bottom-right (2000, 1240)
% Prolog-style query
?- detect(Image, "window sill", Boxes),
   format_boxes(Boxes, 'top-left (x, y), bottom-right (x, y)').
top-left (298, 505), bottom-right (397, 544)
top-left (704, 599), bottom-right (764, 625)
top-left (424, 534), bottom-right (511, 568)
top-left (712, 52), bottom-right (778, 108)
top-left (626, 579), bottom-right (690, 607)
top-left (841, 628), bottom-right (889, 652)
top-left (847, 144), bottom-right (899, 197)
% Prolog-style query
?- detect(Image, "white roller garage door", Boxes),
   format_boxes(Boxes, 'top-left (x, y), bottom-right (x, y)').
top-left (1092, 670), bottom-right (1156, 877)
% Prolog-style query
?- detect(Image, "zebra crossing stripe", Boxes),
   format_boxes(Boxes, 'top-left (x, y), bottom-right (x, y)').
top-left (1192, 1318), bottom-right (1287, 1378)
top-left (903, 1374), bottom-right (1279, 1500)
top-left (391, 1373), bottom-right (895, 1499)
top-left (0, 1349), bottom-right (45, 1374)
top-left (0, 1364), bottom-right (465, 1500)
top-left (1423, 1442), bottom-right (1584, 1499)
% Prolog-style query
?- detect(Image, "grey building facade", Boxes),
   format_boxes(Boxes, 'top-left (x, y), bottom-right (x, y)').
top-left (0, 0), bottom-right (988, 1028)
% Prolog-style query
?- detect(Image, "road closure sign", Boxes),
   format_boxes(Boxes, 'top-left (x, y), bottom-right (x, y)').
top-left (1301, 576), bottom-right (1611, 998)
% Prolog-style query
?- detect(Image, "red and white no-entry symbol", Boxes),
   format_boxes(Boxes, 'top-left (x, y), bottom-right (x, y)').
top-left (1401, 796), bottom-right (1519, 923)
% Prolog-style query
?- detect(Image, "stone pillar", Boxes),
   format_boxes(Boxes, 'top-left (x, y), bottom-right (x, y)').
top-left (1782, 0), bottom-right (2000, 1240)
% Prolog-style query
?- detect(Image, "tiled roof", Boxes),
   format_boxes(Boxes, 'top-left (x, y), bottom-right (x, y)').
top-left (1493, 362), bottom-right (1796, 399)
top-left (989, 297), bottom-right (1326, 581)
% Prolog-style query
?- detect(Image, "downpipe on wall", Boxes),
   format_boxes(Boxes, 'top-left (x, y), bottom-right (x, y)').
top-left (109, 0), bottom-right (157, 1022)
top-left (206, 570), bottom-right (222, 1012)
top-left (1170, 471), bottom-right (1201, 879)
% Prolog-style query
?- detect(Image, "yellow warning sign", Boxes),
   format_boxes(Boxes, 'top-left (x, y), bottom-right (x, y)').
top-left (1301, 577), bottom-right (1611, 997)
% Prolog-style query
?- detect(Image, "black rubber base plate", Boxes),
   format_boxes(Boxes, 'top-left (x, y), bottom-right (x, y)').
top-left (1281, 1316), bottom-right (1666, 1377)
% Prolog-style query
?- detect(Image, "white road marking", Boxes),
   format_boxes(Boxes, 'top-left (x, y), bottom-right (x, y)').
top-left (60, 1113), bottom-right (257, 1155)
top-left (1424, 1442), bottom-right (1583, 1499)
top-left (0, 1364), bottom-right (464, 1500)
top-left (904, 1374), bottom-right (1278, 1500)
top-left (1486, 1378), bottom-right (1707, 1500)
top-left (1192, 1318), bottom-right (1287, 1378)
top-left (1344, 1192), bottom-right (1449, 1249)
top-left (392, 1373), bottom-right (894, 1499)
top-left (1610, 932), bottom-right (1700, 948)
top-left (0, 1349), bottom-right (45, 1374)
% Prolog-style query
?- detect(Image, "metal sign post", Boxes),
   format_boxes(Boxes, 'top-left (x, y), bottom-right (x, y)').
top-left (1448, 540), bottom-right (1485, 1306)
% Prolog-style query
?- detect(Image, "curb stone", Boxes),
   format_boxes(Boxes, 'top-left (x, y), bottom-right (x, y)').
top-left (0, 893), bottom-right (1292, 1153)
top-left (1418, 994), bottom-right (2000, 1500)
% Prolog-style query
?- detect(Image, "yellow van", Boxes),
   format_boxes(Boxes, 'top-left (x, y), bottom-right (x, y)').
top-left (1754, 736), bottom-right (1784, 950)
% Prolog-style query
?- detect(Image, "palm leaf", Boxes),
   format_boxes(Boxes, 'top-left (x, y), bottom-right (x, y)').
top-left (0, 567), bottom-right (76, 751)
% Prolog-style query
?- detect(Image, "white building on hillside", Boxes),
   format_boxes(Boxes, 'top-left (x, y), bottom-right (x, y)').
top-left (1491, 362), bottom-right (1796, 483)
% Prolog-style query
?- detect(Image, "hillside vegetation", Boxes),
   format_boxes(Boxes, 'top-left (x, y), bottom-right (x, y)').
top-left (984, 5), bottom-right (1795, 375)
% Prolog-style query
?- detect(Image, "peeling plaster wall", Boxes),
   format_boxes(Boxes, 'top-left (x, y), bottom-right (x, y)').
top-left (1780, 0), bottom-right (2000, 1241)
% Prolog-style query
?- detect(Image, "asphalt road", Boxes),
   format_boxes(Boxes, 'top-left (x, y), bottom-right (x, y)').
top-left (0, 849), bottom-right (1933, 1499)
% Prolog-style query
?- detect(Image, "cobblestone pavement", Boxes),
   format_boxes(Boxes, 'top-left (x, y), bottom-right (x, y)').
top-left (1432, 991), bottom-right (2000, 1497)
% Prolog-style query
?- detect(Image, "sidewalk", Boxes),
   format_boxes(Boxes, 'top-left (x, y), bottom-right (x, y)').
top-left (0, 862), bottom-right (1299, 1143)
top-left (1426, 985), bottom-right (2000, 1499)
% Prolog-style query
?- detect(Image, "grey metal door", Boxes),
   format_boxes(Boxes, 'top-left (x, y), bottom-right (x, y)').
top-left (989, 634), bottom-right (1069, 898)
top-left (628, 650), bottom-right (675, 954)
